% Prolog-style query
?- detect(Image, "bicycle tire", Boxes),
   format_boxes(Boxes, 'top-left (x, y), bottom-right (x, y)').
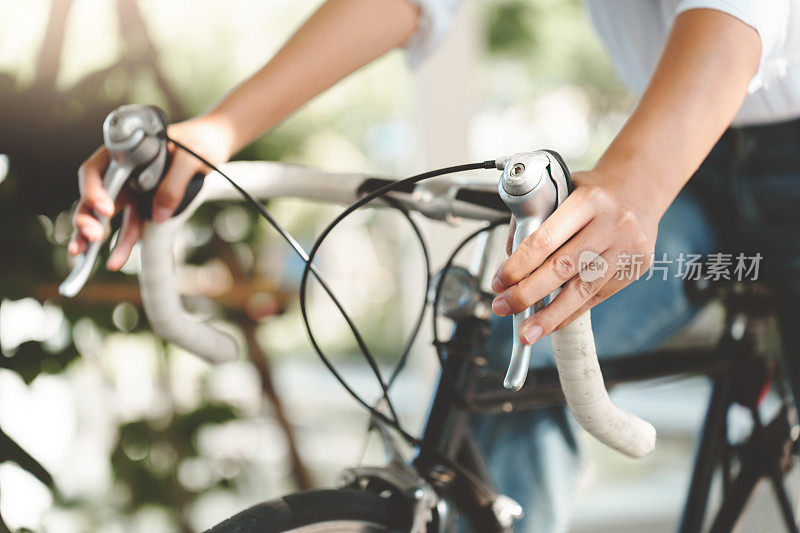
top-left (204, 489), bottom-right (414, 533)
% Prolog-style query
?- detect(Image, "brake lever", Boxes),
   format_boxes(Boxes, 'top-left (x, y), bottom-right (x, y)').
top-left (497, 150), bottom-right (572, 390)
top-left (59, 105), bottom-right (170, 297)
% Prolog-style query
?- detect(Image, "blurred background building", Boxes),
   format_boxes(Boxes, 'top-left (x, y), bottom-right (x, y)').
top-left (0, 1), bottom-right (783, 532)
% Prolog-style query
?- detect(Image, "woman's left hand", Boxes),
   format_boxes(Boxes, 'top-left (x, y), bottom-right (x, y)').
top-left (490, 169), bottom-right (661, 346)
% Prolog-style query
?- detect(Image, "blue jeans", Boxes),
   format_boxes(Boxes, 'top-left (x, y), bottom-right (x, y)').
top-left (470, 118), bottom-right (800, 532)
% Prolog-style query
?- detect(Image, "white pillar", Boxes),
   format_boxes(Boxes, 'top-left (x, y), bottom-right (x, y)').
top-left (412, 2), bottom-right (481, 167)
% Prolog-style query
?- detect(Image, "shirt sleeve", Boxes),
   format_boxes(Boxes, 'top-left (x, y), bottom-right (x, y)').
top-left (402, 0), bottom-right (462, 67)
top-left (674, 0), bottom-right (798, 91)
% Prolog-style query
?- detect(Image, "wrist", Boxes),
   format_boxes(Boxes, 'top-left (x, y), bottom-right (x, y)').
top-left (190, 112), bottom-right (238, 163)
top-left (592, 151), bottom-right (676, 222)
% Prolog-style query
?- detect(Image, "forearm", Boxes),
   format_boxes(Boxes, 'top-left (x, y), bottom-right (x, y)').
top-left (201, 0), bottom-right (420, 158)
top-left (595, 9), bottom-right (761, 219)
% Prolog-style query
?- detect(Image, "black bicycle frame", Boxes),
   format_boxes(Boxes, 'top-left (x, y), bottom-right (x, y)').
top-left (413, 280), bottom-right (799, 533)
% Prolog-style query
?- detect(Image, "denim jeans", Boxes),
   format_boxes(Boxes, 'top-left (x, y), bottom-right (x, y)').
top-left (469, 117), bottom-right (800, 532)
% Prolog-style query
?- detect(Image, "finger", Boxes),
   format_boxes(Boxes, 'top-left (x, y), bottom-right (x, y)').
top-left (506, 217), bottom-right (516, 257)
top-left (491, 223), bottom-right (614, 316)
top-left (553, 276), bottom-right (632, 332)
top-left (492, 193), bottom-right (594, 292)
top-left (516, 249), bottom-right (617, 345)
top-left (78, 148), bottom-right (115, 217)
top-left (151, 150), bottom-right (199, 223)
top-left (107, 206), bottom-right (143, 270)
top-left (68, 229), bottom-right (87, 255)
top-left (69, 201), bottom-right (89, 255)
top-left (73, 202), bottom-right (105, 242)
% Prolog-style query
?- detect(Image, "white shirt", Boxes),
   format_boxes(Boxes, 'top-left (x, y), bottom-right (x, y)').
top-left (405, 0), bottom-right (800, 126)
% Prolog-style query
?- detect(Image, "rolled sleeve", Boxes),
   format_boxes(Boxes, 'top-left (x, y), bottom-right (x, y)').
top-left (403, 0), bottom-right (462, 67)
top-left (674, 0), bottom-right (796, 91)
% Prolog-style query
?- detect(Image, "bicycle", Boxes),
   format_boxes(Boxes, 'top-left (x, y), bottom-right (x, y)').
top-left (61, 105), bottom-right (800, 532)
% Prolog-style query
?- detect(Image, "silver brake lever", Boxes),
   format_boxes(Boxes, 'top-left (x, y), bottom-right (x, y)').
top-left (59, 105), bottom-right (170, 297)
top-left (497, 151), bottom-right (571, 390)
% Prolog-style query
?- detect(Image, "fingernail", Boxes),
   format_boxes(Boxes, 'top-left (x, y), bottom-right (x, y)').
top-left (523, 325), bottom-right (543, 345)
top-left (492, 297), bottom-right (510, 316)
top-left (152, 206), bottom-right (171, 222)
top-left (491, 275), bottom-right (504, 293)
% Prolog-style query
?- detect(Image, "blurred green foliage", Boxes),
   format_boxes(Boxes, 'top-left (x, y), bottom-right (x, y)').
top-left (487, 1), bottom-right (541, 55)
top-left (111, 403), bottom-right (239, 512)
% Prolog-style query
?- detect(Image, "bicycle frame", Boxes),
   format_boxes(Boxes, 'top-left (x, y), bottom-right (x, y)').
top-left (128, 161), bottom-right (798, 532)
top-left (58, 104), bottom-right (800, 531)
top-left (412, 266), bottom-right (800, 532)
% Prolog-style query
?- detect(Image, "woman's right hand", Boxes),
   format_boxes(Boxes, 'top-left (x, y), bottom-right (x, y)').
top-left (68, 115), bottom-right (234, 271)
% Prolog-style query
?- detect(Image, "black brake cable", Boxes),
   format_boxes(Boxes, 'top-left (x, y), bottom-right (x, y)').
top-left (167, 136), bottom-right (404, 424)
top-left (380, 196), bottom-right (431, 389)
top-left (167, 134), bottom-right (493, 430)
top-left (297, 161), bottom-right (496, 416)
top-left (166, 136), bottom-right (507, 485)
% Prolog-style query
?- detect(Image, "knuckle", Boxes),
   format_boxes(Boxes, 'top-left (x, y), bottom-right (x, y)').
top-left (617, 208), bottom-right (637, 226)
top-left (571, 277), bottom-right (597, 300)
top-left (582, 184), bottom-right (600, 198)
top-left (587, 293), bottom-right (605, 307)
top-left (527, 226), bottom-right (553, 254)
top-left (583, 185), bottom-right (609, 205)
top-left (634, 233), bottom-right (650, 251)
top-left (551, 252), bottom-right (577, 281)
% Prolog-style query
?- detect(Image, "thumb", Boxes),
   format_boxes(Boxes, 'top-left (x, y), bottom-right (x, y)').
top-left (152, 151), bottom-right (202, 223)
top-left (107, 204), bottom-right (143, 271)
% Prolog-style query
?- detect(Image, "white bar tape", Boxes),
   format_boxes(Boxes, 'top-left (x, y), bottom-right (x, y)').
top-left (138, 161), bottom-right (367, 364)
top-left (140, 206), bottom-right (239, 363)
top-left (549, 308), bottom-right (657, 458)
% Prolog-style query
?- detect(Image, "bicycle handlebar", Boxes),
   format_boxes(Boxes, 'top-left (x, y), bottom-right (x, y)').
top-left (61, 105), bottom-right (656, 459)
top-left (140, 161), bottom-right (505, 363)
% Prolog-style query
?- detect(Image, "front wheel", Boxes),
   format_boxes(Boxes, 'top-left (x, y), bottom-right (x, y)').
top-left (205, 489), bottom-right (414, 533)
